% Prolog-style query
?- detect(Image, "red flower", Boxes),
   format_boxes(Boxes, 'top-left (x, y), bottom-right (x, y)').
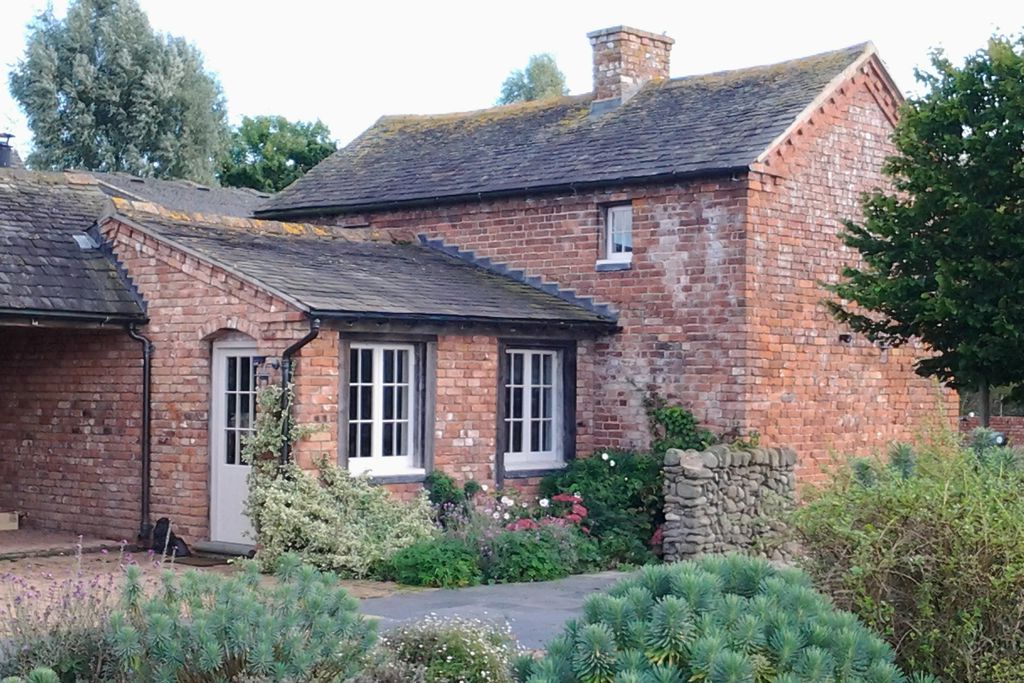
top-left (650, 525), bottom-right (664, 547)
top-left (566, 513), bottom-right (583, 524)
top-left (506, 518), bottom-right (540, 532)
top-left (551, 493), bottom-right (579, 503)
top-left (571, 503), bottom-right (588, 518)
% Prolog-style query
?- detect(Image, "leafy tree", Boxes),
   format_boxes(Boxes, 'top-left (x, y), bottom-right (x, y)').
top-left (219, 115), bottom-right (337, 192)
top-left (9, 0), bottom-right (228, 182)
top-left (497, 53), bottom-right (568, 105)
top-left (828, 35), bottom-right (1024, 426)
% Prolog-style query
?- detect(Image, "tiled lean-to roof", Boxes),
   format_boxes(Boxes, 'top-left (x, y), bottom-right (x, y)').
top-left (110, 199), bottom-right (617, 328)
top-left (260, 43), bottom-right (872, 216)
top-left (0, 170), bottom-right (145, 322)
top-left (89, 172), bottom-right (268, 217)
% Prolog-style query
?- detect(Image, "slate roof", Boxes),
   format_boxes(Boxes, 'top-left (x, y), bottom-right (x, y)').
top-left (0, 170), bottom-right (145, 321)
top-left (90, 172), bottom-right (269, 217)
top-left (260, 43), bottom-right (871, 216)
top-left (112, 200), bottom-right (616, 327)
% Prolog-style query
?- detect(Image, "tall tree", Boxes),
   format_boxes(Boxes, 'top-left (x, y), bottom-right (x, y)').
top-left (219, 116), bottom-right (336, 193)
top-left (828, 35), bottom-right (1024, 426)
top-left (498, 53), bottom-right (569, 105)
top-left (9, 0), bottom-right (228, 182)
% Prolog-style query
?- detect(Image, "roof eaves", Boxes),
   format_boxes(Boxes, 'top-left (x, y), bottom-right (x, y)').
top-left (309, 309), bottom-right (619, 331)
top-left (416, 234), bottom-right (619, 324)
top-left (98, 210), bottom-right (312, 315)
top-left (256, 166), bottom-right (749, 219)
top-left (0, 307), bottom-right (147, 326)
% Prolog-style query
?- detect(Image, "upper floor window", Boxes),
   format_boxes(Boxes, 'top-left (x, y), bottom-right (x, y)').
top-left (600, 203), bottom-right (633, 266)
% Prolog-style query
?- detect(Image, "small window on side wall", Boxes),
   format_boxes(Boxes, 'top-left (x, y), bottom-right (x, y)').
top-left (599, 203), bottom-right (633, 268)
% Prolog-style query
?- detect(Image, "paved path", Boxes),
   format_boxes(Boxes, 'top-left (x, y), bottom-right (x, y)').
top-left (359, 571), bottom-right (632, 649)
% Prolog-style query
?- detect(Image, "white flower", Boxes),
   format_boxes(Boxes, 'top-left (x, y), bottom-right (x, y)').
top-left (500, 495), bottom-right (514, 507)
top-left (503, 512), bottom-right (511, 520)
top-left (539, 498), bottom-right (550, 508)
top-left (521, 502), bottom-right (528, 508)
top-left (492, 511), bottom-right (501, 519)
top-left (610, 460), bottom-right (616, 467)
top-left (601, 452), bottom-right (610, 461)
top-left (481, 484), bottom-right (489, 492)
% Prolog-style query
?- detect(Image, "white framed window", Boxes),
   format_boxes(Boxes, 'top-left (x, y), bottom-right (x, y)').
top-left (601, 204), bottom-right (633, 264)
top-left (503, 348), bottom-right (564, 471)
top-left (347, 343), bottom-right (420, 476)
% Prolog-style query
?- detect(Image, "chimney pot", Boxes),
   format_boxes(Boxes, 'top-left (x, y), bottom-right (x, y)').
top-left (0, 133), bottom-right (12, 169)
top-left (588, 26), bottom-right (674, 108)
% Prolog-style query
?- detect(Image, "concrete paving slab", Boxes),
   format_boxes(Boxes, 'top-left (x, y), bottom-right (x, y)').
top-left (359, 570), bottom-right (634, 650)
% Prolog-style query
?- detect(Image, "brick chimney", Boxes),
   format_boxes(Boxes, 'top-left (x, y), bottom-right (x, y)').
top-left (588, 26), bottom-right (674, 106)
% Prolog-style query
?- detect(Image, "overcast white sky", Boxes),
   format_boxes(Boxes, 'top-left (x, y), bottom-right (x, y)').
top-left (2, 0), bottom-right (1023, 158)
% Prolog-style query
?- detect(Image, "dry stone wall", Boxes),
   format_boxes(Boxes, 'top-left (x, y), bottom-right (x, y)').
top-left (662, 444), bottom-right (797, 562)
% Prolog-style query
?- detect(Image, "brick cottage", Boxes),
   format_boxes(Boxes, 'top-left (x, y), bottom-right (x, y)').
top-left (0, 26), bottom-right (954, 548)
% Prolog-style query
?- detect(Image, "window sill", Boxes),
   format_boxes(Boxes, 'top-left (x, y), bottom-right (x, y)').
top-left (367, 470), bottom-right (427, 485)
top-left (595, 258), bottom-right (632, 272)
top-left (503, 463), bottom-right (566, 479)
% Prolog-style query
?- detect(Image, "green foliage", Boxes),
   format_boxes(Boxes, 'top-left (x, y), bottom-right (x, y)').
top-left (387, 536), bottom-right (483, 588)
top-left (424, 470), bottom-right (480, 529)
top-left (246, 458), bottom-right (435, 578)
top-left (483, 527), bottom-right (579, 584)
top-left (9, 0), bottom-right (228, 181)
top-left (540, 451), bottom-right (664, 565)
top-left (827, 33), bottom-right (1024, 408)
top-left (107, 555), bottom-right (374, 681)
top-left (645, 397), bottom-right (716, 454)
top-left (791, 430), bottom-right (1024, 681)
top-left (519, 555), bottom-right (924, 683)
top-left (218, 115), bottom-right (336, 192)
top-left (498, 53), bottom-right (568, 105)
top-left (384, 616), bottom-right (518, 683)
top-left (242, 384), bottom-right (435, 578)
top-left (1, 554), bottom-right (376, 682)
top-left (0, 668), bottom-right (60, 683)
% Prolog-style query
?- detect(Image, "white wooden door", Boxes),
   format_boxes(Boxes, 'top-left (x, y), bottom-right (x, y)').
top-left (210, 342), bottom-right (257, 545)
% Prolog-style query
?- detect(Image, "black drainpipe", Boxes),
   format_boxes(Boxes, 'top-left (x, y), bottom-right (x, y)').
top-left (279, 318), bottom-right (321, 464)
top-left (127, 325), bottom-right (153, 541)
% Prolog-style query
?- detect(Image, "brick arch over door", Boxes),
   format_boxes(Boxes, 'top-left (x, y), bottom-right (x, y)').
top-left (198, 318), bottom-right (263, 342)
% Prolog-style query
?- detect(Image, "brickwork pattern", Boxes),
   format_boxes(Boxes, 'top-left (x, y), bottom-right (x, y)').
top-left (313, 181), bottom-right (750, 453)
top-left (745, 66), bottom-right (956, 482)
top-left (0, 328), bottom-right (142, 540)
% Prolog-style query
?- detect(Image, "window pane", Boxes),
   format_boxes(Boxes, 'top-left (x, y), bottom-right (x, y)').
top-left (384, 386), bottom-right (394, 420)
top-left (240, 357), bottom-right (251, 391)
top-left (348, 422), bottom-right (358, 458)
top-left (359, 349), bottom-right (373, 382)
top-left (541, 385), bottom-right (552, 418)
top-left (542, 420), bottom-right (552, 451)
top-left (542, 353), bottom-right (552, 385)
top-left (348, 384), bottom-right (358, 420)
top-left (383, 423), bottom-right (394, 456)
top-left (349, 349), bottom-right (359, 382)
top-left (511, 387), bottom-right (523, 419)
top-left (228, 357), bottom-right (237, 391)
top-left (511, 420), bottom-right (522, 452)
top-left (530, 421), bottom-right (540, 452)
top-left (227, 392), bottom-right (237, 428)
top-left (396, 385), bottom-right (407, 419)
top-left (531, 387), bottom-right (541, 418)
top-left (531, 353), bottom-right (541, 385)
top-left (512, 352), bottom-right (523, 384)
top-left (359, 422), bottom-right (371, 457)
top-left (226, 430), bottom-right (236, 465)
top-left (384, 349), bottom-right (395, 383)
top-left (239, 393), bottom-right (251, 429)
top-left (360, 387), bottom-right (373, 419)
top-left (396, 350), bottom-right (407, 382)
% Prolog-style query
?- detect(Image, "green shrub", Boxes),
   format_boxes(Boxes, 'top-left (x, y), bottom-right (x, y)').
top-left (387, 536), bottom-right (483, 588)
top-left (645, 397), bottom-right (716, 453)
top-left (109, 554), bottom-right (374, 682)
top-left (1, 554), bottom-right (376, 682)
top-left (384, 616), bottom-right (517, 683)
top-left (424, 470), bottom-right (481, 529)
top-left (483, 526), bottom-right (586, 584)
top-left (791, 433), bottom-right (1024, 682)
top-left (540, 451), bottom-right (663, 565)
top-left (246, 459), bottom-right (435, 577)
top-left (519, 554), bottom-right (927, 683)
top-left (1, 668), bottom-right (60, 683)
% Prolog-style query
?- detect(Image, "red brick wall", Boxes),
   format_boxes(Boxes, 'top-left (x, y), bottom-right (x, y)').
top-left (960, 416), bottom-right (1024, 446)
top-left (313, 180), bottom-right (751, 452)
top-left (0, 328), bottom-right (142, 539)
top-left (102, 218), bottom-right (315, 541)
top-left (745, 65), bottom-right (957, 482)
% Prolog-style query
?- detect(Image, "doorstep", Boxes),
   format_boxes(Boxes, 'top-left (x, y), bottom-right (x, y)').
top-left (0, 529), bottom-right (121, 561)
